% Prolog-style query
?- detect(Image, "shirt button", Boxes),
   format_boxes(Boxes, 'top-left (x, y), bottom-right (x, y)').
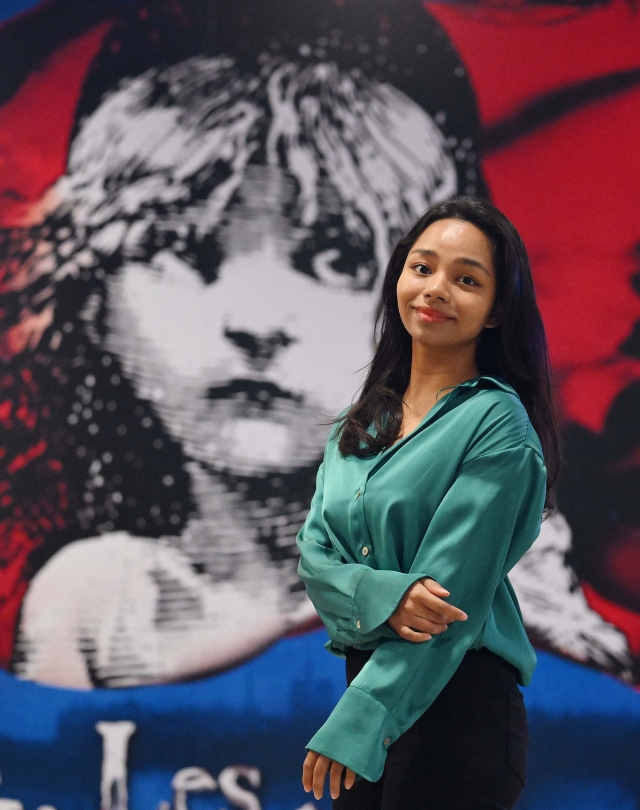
top-left (383, 738), bottom-right (391, 746)
top-left (355, 489), bottom-right (361, 499)
top-left (356, 620), bottom-right (361, 629)
top-left (362, 546), bottom-right (369, 556)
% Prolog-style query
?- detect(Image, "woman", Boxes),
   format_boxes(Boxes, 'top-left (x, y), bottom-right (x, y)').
top-left (297, 196), bottom-right (560, 808)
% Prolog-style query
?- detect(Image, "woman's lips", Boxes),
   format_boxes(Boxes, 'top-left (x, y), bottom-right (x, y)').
top-left (414, 306), bottom-right (452, 323)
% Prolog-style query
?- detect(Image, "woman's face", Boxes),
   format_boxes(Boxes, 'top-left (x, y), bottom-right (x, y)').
top-left (104, 175), bottom-right (384, 477)
top-left (396, 218), bottom-right (498, 354)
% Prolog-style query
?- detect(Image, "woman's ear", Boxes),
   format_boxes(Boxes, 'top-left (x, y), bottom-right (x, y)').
top-left (484, 308), bottom-right (501, 329)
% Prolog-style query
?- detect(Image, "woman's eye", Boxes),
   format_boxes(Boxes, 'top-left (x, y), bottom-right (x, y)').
top-left (460, 275), bottom-right (478, 287)
top-left (415, 264), bottom-right (431, 275)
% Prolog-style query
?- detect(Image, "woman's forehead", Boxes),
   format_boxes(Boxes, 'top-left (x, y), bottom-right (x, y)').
top-left (411, 219), bottom-right (495, 271)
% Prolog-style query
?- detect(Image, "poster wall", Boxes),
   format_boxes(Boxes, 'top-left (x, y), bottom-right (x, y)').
top-left (0, 0), bottom-right (639, 808)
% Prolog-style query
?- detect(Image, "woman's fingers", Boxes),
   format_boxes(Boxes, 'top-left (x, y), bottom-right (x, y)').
top-left (422, 577), bottom-right (450, 596)
top-left (418, 581), bottom-right (468, 622)
top-left (312, 753), bottom-right (332, 799)
top-left (302, 749), bottom-right (329, 798)
top-left (388, 609), bottom-right (448, 638)
top-left (387, 579), bottom-right (468, 642)
top-left (330, 759), bottom-right (344, 799)
top-left (302, 752), bottom-right (354, 800)
top-left (302, 750), bottom-right (319, 793)
top-left (397, 624), bottom-right (433, 642)
top-left (422, 609), bottom-right (454, 626)
top-left (396, 598), bottom-right (454, 631)
top-left (398, 613), bottom-right (449, 635)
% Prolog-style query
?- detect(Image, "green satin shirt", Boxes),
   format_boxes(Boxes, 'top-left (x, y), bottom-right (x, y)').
top-left (296, 373), bottom-right (547, 783)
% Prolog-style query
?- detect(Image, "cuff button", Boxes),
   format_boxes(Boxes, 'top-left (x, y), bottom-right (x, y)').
top-left (383, 738), bottom-right (391, 746)
top-left (356, 620), bottom-right (361, 629)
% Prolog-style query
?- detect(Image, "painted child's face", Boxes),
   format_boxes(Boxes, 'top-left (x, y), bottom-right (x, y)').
top-left (105, 169), bottom-right (385, 477)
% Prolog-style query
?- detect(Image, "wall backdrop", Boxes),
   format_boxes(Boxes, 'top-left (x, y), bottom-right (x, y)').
top-left (1, 0), bottom-right (640, 808)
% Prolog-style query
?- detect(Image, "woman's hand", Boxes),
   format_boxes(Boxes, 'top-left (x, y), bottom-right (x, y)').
top-left (302, 749), bottom-right (357, 800)
top-left (300, 581), bottom-right (466, 799)
top-left (387, 577), bottom-right (468, 642)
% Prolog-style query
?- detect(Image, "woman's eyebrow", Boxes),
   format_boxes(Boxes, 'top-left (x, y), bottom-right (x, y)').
top-left (408, 248), bottom-right (490, 276)
top-left (456, 257), bottom-right (490, 276)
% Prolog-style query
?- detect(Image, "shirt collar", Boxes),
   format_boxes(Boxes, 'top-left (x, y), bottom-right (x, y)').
top-left (455, 373), bottom-right (520, 399)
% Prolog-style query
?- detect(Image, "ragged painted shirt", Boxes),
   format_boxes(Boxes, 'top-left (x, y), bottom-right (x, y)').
top-left (296, 374), bottom-right (547, 783)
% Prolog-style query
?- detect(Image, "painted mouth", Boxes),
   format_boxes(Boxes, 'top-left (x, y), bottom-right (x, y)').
top-left (206, 379), bottom-right (303, 410)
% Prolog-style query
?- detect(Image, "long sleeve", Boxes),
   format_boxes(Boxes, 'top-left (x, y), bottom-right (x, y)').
top-left (296, 457), bottom-right (428, 648)
top-left (305, 443), bottom-right (547, 782)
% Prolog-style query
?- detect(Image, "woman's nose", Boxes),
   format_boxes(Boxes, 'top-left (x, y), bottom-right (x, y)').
top-left (423, 272), bottom-right (449, 301)
top-left (223, 326), bottom-right (296, 370)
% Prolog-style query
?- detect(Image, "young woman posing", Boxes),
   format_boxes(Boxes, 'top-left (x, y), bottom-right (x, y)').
top-left (297, 197), bottom-right (560, 810)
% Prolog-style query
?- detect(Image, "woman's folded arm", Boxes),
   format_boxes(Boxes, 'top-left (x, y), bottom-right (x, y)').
top-left (296, 458), bottom-right (427, 641)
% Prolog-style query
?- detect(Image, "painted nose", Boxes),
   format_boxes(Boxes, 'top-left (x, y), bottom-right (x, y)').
top-left (223, 327), bottom-right (296, 370)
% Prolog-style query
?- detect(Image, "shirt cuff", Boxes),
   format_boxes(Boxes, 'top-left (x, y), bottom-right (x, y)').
top-left (353, 569), bottom-right (428, 634)
top-left (305, 685), bottom-right (400, 782)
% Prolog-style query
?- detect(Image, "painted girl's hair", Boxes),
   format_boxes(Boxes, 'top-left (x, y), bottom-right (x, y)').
top-left (0, 52), bottom-right (458, 550)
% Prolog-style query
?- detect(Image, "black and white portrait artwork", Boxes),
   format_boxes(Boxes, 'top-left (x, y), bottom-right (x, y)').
top-left (6, 0), bottom-right (628, 691)
top-left (10, 3), bottom-right (468, 688)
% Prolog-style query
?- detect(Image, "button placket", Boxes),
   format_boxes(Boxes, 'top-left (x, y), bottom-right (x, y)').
top-left (357, 483), bottom-right (372, 560)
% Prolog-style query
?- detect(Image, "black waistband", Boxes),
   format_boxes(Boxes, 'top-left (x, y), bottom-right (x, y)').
top-left (344, 645), bottom-right (520, 683)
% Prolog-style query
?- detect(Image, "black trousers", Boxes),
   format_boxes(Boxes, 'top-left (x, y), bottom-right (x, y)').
top-left (332, 647), bottom-right (528, 810)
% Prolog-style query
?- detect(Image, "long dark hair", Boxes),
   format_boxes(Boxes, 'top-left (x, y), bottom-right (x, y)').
top-left (336, 196), bottom-right (560, 515)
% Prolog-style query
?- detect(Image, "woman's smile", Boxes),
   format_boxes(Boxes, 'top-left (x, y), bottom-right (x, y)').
top-left (414, 306), bottom-right (453, 323)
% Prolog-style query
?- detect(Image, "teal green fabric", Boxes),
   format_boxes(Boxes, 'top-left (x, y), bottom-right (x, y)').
top-left (296, 374), bottom-right (547, 783)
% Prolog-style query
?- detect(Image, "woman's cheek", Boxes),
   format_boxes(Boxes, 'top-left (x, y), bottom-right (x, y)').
top-left (396, 276), bottom-right (415, 325)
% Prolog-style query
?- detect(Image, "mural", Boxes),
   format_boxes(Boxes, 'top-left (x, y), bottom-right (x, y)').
top-left (10, 43), bottom-right (460, 689)
top-left (0, 0), bottom-right (639, 808)
top-left (0, 0), bottom-right (478, 690)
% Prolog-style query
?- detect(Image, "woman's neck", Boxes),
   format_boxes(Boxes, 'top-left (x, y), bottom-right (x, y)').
top-left (403, 340), bottom-right (480, 416)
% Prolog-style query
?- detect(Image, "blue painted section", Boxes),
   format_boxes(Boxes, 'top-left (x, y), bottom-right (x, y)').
top-left (0, 0), bottom-right (135, 25)
top-left (0, 629), bottom-right (638, 809)
top-left (0, 1), bottom-right (44, 24)
top-left (521, 652), bottom-right (640, 810)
